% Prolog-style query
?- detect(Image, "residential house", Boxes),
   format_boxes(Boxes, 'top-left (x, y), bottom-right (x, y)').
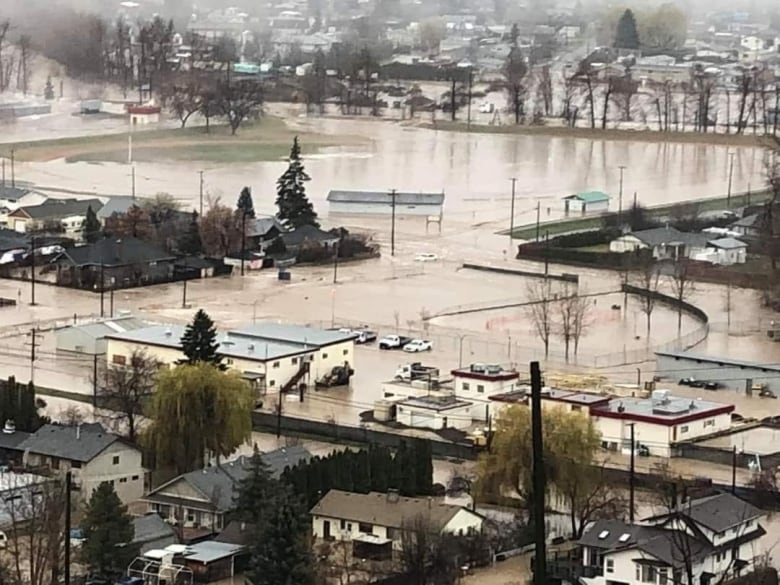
top-left (699, 237), bottom-right (748, 265)
top-left (609, 226), bottom-right (711, 260)
top-left (142, 446), bottom-right (311, 539)
top-left (281, 224), bottom-right (340, 253)
top-left (0, 186), bottom-right (46, 227)
top-left (132, 514), bottom-right (178, 554)
top-left (589, 389), bottom-right (733, 457)
top-left (8, 198), bottom-right (104, 237)
top-left (563, 191), bottom-right (610, 216)
top-left (96, 196), bottom-right (141, 226)
top-left (245, 216), bottom-right (286, 253)
top-left (729, 213), bottom-right (760, 238)
top-left (576, 492), bottom-right (765, 585)
top-left (54, 236), bottom-right (177, 289)
top-left (310, 490), bottom-right (483, 554)
top-left (16, 422), bottom-right (147, 504)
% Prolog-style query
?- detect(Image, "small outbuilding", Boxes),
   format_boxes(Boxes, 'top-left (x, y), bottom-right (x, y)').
top-left (396, 395), bottom-right (473, 430)
top-left (562, 191), bottom-right (610, 216)
top-left (327, 190), bottom-right (445, 217)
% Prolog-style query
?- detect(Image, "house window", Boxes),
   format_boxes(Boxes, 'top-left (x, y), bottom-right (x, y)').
top-left (112, 354), bottom-right (126, 365)
top-left (323, 353), bottom-right (328, 359)
top-left (343, 349), bottom-right (348, 355)
top-left (292, 357), bottom-right (298, 365)
top-left (658, 567), bottom-right (668, 584)
top-left (225, 358), bottom-right (234, 365)
top-left (386, 527), bottom-right (396, 540)
top-left (680, 425), bottom-right (689, 434)
top-left (462, 383), bottom-right (470, 391)
top-left (132, 475), bottom-right (139, 481)
top-left (340, 519), bottom-right (346, 530)
top-left (636, 565), bottom-right (657, 583)
top-left (477, 385), bottom-right (485, 393)
top-left (606, 559), bottom-right (614, 573)
top-left (50, 457), bottom-right (59, 470)
top-left (704, 419), bottom-right (715, 427)
top-left (112, 456), bottom-right (120, 465)
top-left (269, 380), bottom-right (276, 387)
top-left (273, 361), bottom-right (280, 368)
top-left (119, 477), bottom-right (127, 483)
top-left (358, 522), bottom-right (373, 534)
top-left (71, 461), bottom-right (81, 469)
top-left (571, 405), bottom-right (582, 412)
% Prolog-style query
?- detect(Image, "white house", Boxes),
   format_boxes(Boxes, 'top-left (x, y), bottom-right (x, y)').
top-left (609, 226), bottom-right (711, 260)
top-left (562, 191), bottom-right (610, 217)
top-left (16, 423), bottom-right (147, 504)
top-left (706, 237), bottom-right (748, 265)
top-left (310, 490), bottom-right (483, 552)
top-left (577, 492), bottom-right (765, 585)
top-left (105, 321), bottom-right (356, 395)
top-left (589, 390), bottom-right (734, 458)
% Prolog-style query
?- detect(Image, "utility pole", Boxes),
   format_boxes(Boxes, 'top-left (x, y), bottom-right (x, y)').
top-left (389, 188), bottom-right (397, 257)
top-left (629, 422), bottom-right (636, 523)
top-left (240, 211), bottom-right (247, 276)
top-left (535, 201), bottom-right (541, 242)
top-left (131, 165), bottom-right (136, 201)
top-left (275, 397), bottom-right (283, 438)
top-left (509, 178), bottom-right (517, 242)
top-left (2, 159), bottom-right (5, 186)
top-left (99, 262), bottom-right (105, 317)
top-left (27, 328), bottom-right (39, 384)
top-left (199, 170), bottom-right (204, 217)
top-left (530, 361), bottom-right (547, 585)
top-left (333, 240), bottom-right (339, 284)
top-left (10, 148), bottom-right (15, 188)
top-left (544, 230), bottom-right (550, 277)
top-left (618, 165), bottom-right (626, 224)
top-left (467, 68), bottom-right (473, 130)
top-left (109, 286), bottom-right (114, 318)
top-left (29, 235), bottom-right (36, 305)
top-left (64, 470), bottom-right (72, 585)
top-left (92, 354), bottom-right (98, 408)
top-left (727, 151), bottom-right (736, 207)
top-left (731, 446), bottom-right (737, 494)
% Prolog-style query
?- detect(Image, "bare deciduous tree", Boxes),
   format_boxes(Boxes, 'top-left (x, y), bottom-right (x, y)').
top-left (633, 258), bottom-right (661, 336)
top-left (217, 79), bottom-right (264, 135)
top-left (95, 349), bottom-right (159, 442)
top-left (526, 279), bottom-right (555, 358)
top-left (667, 260), bottom-right (696, 334)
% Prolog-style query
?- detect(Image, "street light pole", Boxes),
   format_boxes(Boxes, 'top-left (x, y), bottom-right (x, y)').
top-left (727, 151), bottom-right (736, 207)
top-left (389, 188), bottom-right (397, 257)
top-left (198, 170), bottom-right (204, 217)
top-left (240, 211), bottom-right (247, 276)
top-left (509, 178), bottom-right (517, 242)
top-left (618, 165), bottom-right (626, 224)
top-left (10, 147), bottom-right (15, 188)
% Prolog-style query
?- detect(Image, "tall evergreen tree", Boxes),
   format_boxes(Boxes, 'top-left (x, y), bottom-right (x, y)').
top-left (234, 449), bottom-right (276, 526)
top-left (248, 485), bottom-right (315, 585)
top-left (412, 439), bottom-right (434, 496)
top-left (82, 482), bottom-right (134, 576)
top-left (83, 205), bottom-right (102, 243)
top-left (236, 186), bottom-right (256, 219)
top-left (275, 137), bottom-right (320, 229)
top-left (614, 9), bottom-right (640, 50)
top-left (178, 211), bottom-right (204, 255)
top-left (178, 309), bottom-right (224, 369)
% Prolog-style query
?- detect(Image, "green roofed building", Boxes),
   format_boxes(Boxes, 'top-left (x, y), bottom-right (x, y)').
top-left (562, 190), bottom-right (610, 216)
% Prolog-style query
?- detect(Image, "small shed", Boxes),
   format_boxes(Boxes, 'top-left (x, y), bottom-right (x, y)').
top-left (128, 104), bottom-right (161, 125)
top-left (181, 541), bottom-right (248, 584)
top-left (563, 191), bottom-right (610, 216)
top-left (327, 190), bottom-right (445, 217)
top-left (396, 395), bottom-right (473, 430)
top-left (707, 237), bottom-right (747, 265)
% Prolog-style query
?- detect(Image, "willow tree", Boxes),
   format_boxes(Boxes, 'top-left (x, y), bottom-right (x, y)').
top-left (144, 363), bottom-right (253, 474)
top-left (476, 405), bottom-right (625, 538)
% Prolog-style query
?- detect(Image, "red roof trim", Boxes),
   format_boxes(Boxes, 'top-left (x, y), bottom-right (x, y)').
top-left (127, 105), bottom-right (161, 114)
top-left (543, 394), bottom-right (611, 407)
top-left (451, 370), bottom-right (518, 382)
top-left (590, 404), bottom-right (734, 427)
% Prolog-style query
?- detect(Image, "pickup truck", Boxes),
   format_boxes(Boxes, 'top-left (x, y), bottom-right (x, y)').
top-left (353, 329), bottom-right (377, 344)
top-left (395, 362), bottom-right (440, 381)
top-left (403, 339), bottom-right (433, 352)
top-left (379, 334), bottom-right (412, 350)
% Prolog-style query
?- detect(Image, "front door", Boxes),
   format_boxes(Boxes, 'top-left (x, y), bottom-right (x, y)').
top-left (323, 520), bottom-right (331, 540)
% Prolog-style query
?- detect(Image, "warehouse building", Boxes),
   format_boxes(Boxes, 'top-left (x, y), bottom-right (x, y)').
top-left (56, 316), bottom-right (146, 355)
top-left (326, 190), bottom-right (445, 217)
top-left (655, 350), bottom-right (780, 394)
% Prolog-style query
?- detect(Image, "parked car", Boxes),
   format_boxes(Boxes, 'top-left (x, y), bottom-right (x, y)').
top-left (703, 381), bottom-right (721, 390)
top-left (353, 329), bottom-right (377, 344)
top-left (379, 334), bottom-right (412, 350)
top-left (403, 339), bottom-right (433, 352)
top-left (414, 252), bottom-right (439, 262)
top-left (679, 377), bottom-right (706, 388)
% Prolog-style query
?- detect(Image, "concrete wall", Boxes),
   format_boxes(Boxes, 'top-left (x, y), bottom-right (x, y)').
top-left (655, 354), bottom-right (780, 393)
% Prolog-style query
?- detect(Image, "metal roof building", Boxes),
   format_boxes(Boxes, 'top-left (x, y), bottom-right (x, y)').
top-left (55, 316), bottom-right (147, 355)
top-left (655, 350), bottom-right (780, 393)
top-left (326, 190), bottom-right (445, 217)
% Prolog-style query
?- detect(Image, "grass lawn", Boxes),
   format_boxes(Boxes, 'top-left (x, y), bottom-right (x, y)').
top-left (2, 116), bottom-right (362, 164)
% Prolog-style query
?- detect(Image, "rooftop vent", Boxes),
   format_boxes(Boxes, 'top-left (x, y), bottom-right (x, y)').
top-left (164, 328), bottom-right (172, 337)
top-left (2, 420), bottom-right (15, 435)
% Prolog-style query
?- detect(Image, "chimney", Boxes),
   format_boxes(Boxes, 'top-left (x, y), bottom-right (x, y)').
top-left (76, 423), bottom-right (82, 440)
top-left (386, 489), bottom-right (399, 503)
top-left (2, 420), bottom-right (15, 434)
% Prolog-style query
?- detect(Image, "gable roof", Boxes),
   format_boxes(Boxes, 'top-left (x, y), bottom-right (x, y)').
top-left (645, 492), bottom-right (763, 534)
top-left (16, 423), bottom-right (129, 463)
top-left (230, 322), bottom-right (356, 347)
top-left (59, 237), bottom-right (175, 268)
top-left (96, 196), bottom-right (141, 220)
top-left (708, 237), bottom-right (747, 250)
top-left (564, 190), bottom-right (610, 203)
top-left (132, 513), bottom-right (177, 545)
top-left (310, 490), bottom-right (479, 532)
top-left (246, 216), bottom-right (286, 238)
top-left (281, 224), bottom-right (339, 246)
top-left (730, 213), bottom-right (759, 229)
top-left (628, 226), bottom-right (710, 248)
top-left (11, 198), bottom-right (104, 220)
top-left (145, 446), bottom-right (311, 513)
top-left (327, 190), bottom-right (445, 206)
top-left (0, 185), bottom-right (31, 202)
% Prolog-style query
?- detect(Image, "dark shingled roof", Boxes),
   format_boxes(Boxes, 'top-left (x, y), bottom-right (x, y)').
top-left (60, 237), bottom-right (175, 268)
top-left (132, 513), bottom-right (177, 545)
top-left (13, 198), bottom-right (104, 220)
top-left (646, 492), bottom-right (763, 534)
top-left (16, 423), bottom-right (123, 463)
top-left (281, 224), bottom-right (339, 247)
top-left (144, 446), bottom-right (311, 513)
top-left (628, 226), bottom-right (710, 248)
top-left (0, 429), bottom-right (31, 451)
top-left (245, 216), bottom-right (286, 238)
